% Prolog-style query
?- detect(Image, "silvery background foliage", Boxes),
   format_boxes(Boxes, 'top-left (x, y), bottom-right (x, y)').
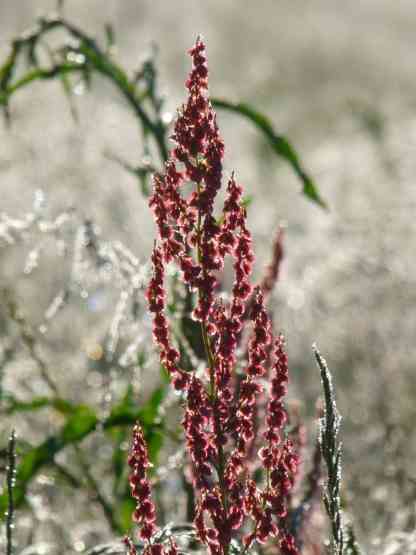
top-left (1, 1), bottom-right (416, 553)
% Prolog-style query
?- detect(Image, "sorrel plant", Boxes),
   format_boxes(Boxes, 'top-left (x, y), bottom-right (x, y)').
top-left (126, 38), bottom-right (300, 555)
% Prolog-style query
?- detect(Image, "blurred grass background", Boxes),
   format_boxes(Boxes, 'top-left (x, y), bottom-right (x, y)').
top-left (1, 1), bottom-right (416, 552)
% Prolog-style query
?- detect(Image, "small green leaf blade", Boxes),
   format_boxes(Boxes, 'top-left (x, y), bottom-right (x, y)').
top-left (212, 98), bottom-right (327, 209)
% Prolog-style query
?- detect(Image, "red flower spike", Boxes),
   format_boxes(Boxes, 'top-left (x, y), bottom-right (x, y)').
top-left (139, 37), bottom-right (299, 555)
top-left (127, 423), bottom-right (159, 548)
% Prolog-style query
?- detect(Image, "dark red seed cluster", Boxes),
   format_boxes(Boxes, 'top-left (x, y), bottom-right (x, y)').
top-left (125, 424), bottom-right (179, 555)
top-left (131, 37), bottom-right (299, 555)
top-left (128, 424), bottom-right (157, 542)
top-left (145, 245), bottom-right (189, 391)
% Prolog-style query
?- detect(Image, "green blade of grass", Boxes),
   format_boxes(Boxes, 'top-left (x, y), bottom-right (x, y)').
top-left (213, 98), bottom-right (327, 209)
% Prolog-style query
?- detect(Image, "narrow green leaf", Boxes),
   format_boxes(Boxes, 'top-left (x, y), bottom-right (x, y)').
top-left (212, 98), bottom-right (327, 209)
top-left (146, 429), bottom-right (164, 466)
top-left (60, 405), bottom-right (98, 442)
top-left (139, 386), bottom-right (166, 427)
top-left (107, 386), bottom-right (140, 426)
top-left (117, 496), bottom-right (136, 533)
top-left (108, 385), bottom-right (166, 464)
top-left (3, 393), bottom-right (75, 415)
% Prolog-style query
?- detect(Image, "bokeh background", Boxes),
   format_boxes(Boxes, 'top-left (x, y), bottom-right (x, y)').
top-left (1, 1), bottom-right (416, 553)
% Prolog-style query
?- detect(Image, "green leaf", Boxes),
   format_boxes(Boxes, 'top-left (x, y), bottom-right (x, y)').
top-left (3, 393), bottom-right (76, 415)
top-left (139, 386), bottom-right (166, 427)
top-left (61, 405), bottom-right (98, 442)
top-left (108, 384), bottom-right (167, 465)
top-left (0, 404), bottom-right (98, 515)
top-left (0, 47), bottom-right (19, 92)
top-left (212, 98), bottom-right (327, 209)
top-left (146, 428), bottom-right (164, 466)
top-left (106, 386), bottom-right (140, 426)
top-left (117, 496), bottom-right (136, 533)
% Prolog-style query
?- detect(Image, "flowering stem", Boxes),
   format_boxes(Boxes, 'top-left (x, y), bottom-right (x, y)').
top-left (195, 182), bottom-right (216, 398)
top-left (144, 38), bottom-right (299, 555)
top-left (195, 183), bottom-right (229, 554)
